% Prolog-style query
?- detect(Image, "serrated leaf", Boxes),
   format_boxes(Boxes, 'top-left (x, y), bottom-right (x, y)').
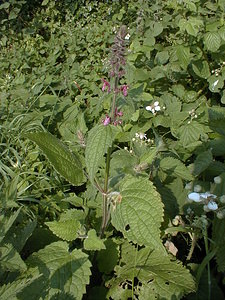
top-left (0, 274), bottom-right (42, 300)
top-left (97, 239), bottom-right (119, 274)
top-left (25, 132), bottom-right (85, 186)
top-left (135, 248), bottom-right (196, 298)
top-left (26, 241), bottom-right (92, 300)
top-left (111, 176), bottom-right (164, 251)
top-left (0, 243), bottom-right (27, 273)
top-left (177, 122), bottom-right (204, 147)
top-left (45, 219), bottom-right (80, 241)
top-left (139, 147), bottom-right (157, 164)
top-left (160, 157), bottom-right (193, 181)
top-left (208, 107), bottom-right (225, 137)
top-left (193, 150), bottom-right (213, 176)
top-left (176, 45), bottom-right (190, 70)
top-left (192, 60), bottom-right (210, 79)
top-left (84, 229), bottom-right (106, 251)
top-left (0, 207), bottom-right (22, 243)
top-left (85, 124), bottom-right (117, 182)
top-left (204, 32), bottom-right (221, 52)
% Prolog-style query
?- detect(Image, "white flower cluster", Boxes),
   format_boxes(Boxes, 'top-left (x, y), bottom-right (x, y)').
top-left (132, 132), bottom-right (153, 146)
top-left (146, 101), bottom-right (161, 115)
top-left (211, 62), bottom-right (225, 77)
top-left (188, 192), bottom-right (218, 211)
top-left (125, 33), bottom-right (130, 40)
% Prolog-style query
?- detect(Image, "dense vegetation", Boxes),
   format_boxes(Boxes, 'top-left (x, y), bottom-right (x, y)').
top-left (0, 0), bottom-right (225, 299)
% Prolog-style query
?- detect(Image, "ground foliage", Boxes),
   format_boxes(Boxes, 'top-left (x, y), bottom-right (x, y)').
top-left (0, 0), bottom-right (225, 299)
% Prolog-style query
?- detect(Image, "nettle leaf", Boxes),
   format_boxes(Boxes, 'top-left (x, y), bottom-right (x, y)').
top-left (0, 207), bottom-right (22, 243)
top-left (192, 150), bottom-right (213, 176)
top-left (26, 241), bottom-right (91, 300)
top-left (85, 124), bottom-right (118, 183)
top-left (26, 132), bottom-right (85, 186)
top-left (0, 274), bottom-right (42, 300)
top-left (136, 248), bottom-right (196, 299)
top-left (45, 219), bottom-right (80, 241)
top-left (204, 32), bottom-right (221, 52)
top-left (160, 157), bottom-right (193, 181)
top-left (83, 229), bottom-right (106, 251)
top-left (0, 243), bottom-right (27, 273)
top-left (111, 176), bottom-right (164, 251)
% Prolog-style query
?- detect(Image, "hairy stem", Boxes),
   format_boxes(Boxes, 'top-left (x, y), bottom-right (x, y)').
top-left (100, 147), bottom-right (112, 237)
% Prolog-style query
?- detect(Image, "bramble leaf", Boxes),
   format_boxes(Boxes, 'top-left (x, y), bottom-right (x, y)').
top-left (160, 157), bottom-right (193, 181)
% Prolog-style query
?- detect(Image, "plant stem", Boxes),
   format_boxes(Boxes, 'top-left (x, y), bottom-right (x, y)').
top-left (203, 227), bottom-right (211, 300)
top-left (110, 76), bottom-right (118, 122)
top-left (100, 147), bottom-right (112, 237)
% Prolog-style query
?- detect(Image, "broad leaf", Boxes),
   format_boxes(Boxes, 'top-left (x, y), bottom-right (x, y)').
top-left (0, 208), bottom-right (22, 243)
top-left (45, 219), bottom-right (81, 241)
top-left (111, 176), bottom-right (164, 251)
top-left (85, 124), bottom-right (117, 182)
top-left (26, 241), bottom-right (92, 300)
top-left (0, 243), bottom-right (27, 273)
top-left (26, 132), bottom-right (85, 186)
top-left (192, 150), bottom-right (213, 176)
top-left (160, 157), bottom-right (193, 181)
top-left (136, 248), bottom-right (196, 299)
top-left (83, 229), bottom-right (106, 251)
top-left (208, 107), bottom-right (225, 137)
top-left (176, 45), bottom-right (190, 70)
top-left (204, 32), bottom-right (221, 52)
top-left (212, 218), bottom-right (225, 272)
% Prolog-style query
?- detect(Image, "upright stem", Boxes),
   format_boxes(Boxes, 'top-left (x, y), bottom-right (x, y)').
top-left (100, 147), bottom-right (112, 237)
top-left (110, 76), bottom-right (119, 123)
top-left (203, 227), bottom-right (211, 300)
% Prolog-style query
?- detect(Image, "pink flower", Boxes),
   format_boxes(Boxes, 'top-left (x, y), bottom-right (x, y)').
top-left (102, 115), bottom-right (111, 126)
top-left (121, 85), bottom-right (128, 97)
top-left (115, 107), bottom-right (123, 117)
top-left (101, 78), bottom-right (111, 93)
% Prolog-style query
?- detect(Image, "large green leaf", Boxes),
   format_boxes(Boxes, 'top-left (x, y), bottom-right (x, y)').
top-left (0, 243), bottom-right (27, 273)
top-left (136, 248), bottom-right (196, 299)
top-left (26, 241), bottom-right (92, 300)
top-left (212, 218), bottom-right (225, 272)
top-left (192, 150), bottom-right (213, 176)
top-left (160, 157), bottom-right (193, 181)
top-left (0, 208), bottom-right (22, 243)
top-left (208, 107), bottom-right (225, 137)
top-left (85, 124), bottom-right (117, 182)
top-left (176, 45), bottom-right (191, 70)
top-left (111, 176), bottom-right (164, 251)
top-left (204, 32), bottom-right (221, 52)
top-left (45, 219), bottom-right (81, 241)
top-left (25, 132), bottom-right (85, 186)
top-left (83, 229), bottom-right (106, 251)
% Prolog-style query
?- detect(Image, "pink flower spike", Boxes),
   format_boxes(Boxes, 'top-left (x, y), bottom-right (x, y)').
top-left (115, 107), bottom-right (123, 117)
top-left (102, 115), bottom-right (111, 126)
top-left (101, 78), bottom-right (111, 93)
top-left (121, 85), bottom-right (128, 97)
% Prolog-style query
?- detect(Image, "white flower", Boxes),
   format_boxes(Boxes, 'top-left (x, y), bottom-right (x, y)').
top-left (139, 132), bottom-right (147, 140)
top-left (214, 176), bottom-right (222, 184)
top-left (207, 201), bottom-right (218, 211)
top-left (146, 101), bottom-right (161, 114)
top-left (185, 182), bottom-right (192, 190)
top-left (155, 105), bottom-right (161, 111)
top-left (194, 185), bottom-right (202, 192)
top-left (220, 195), bottom-right (225, 203)
top-left (200, 192), bottom-right (217, 200)
top-left (203, 205), bottom-right (210, 212)
top-left (188, 192), bottom-right (201, 202)
top-left (146, 105), bottom-right (153, 111)
top-left (125, 33), bottom-right (130, 40)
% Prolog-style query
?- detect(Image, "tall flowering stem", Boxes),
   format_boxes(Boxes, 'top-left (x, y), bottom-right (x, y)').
top-left (100, 25), bottom-right (128, 237)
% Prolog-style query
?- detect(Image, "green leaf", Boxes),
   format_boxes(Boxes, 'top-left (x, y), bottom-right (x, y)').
top-left (139, 147), bottom-right (157, 164)
top-left (83, 229), bottom-right (106, 251)
top-left (192, 60), bottom-right (210, 79)
top-left (177, 122), bottom-right (204, 147)
top-left (135, 248), bottom-right (196, 298)
top-left (192, 150), bottom-right (213, 176)
top-left (85, 124), bottom-right (117, 182)
top-left (25, 132), bottom-right (85, 186)
top-left (0, 243), bottom-right (27, 273)
top-left (208, 75), bottom-right (224, 93)
top-left (212, 218), bottom-right (225, 272)
top-left (0, 208), bottom-right (22, 243)
top-left (204, 32), bottom-right (221, 52)
top-left (176, 46), bottom-right (190, 70)
top-left (160, 157), bottom-right (193, 181)
top-left (97, 239), bottom-right (119, 274)
top-left (111, 176), bottom-right (164, 251)
top-left (0, 275), bottom-right (42, 300)
top-left (26, 241), bottom-right (92, 300)
top-left (45, 219), bottom-right (81, 241)
top-left (208, 107), bottom-right (225, 137)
